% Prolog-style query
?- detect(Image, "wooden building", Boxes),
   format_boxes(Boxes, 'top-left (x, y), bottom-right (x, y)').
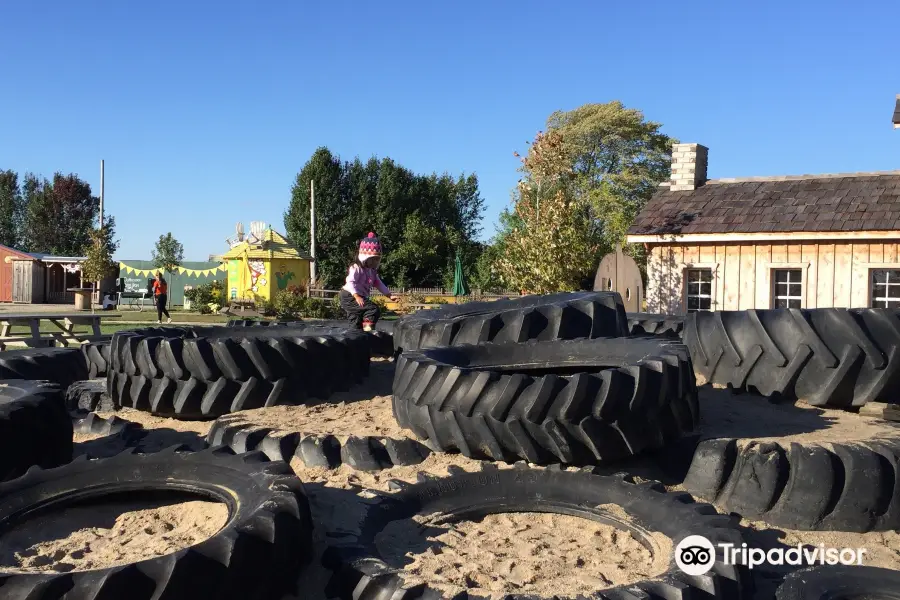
top-left (214, 223), bottom-right (311, 304)
top-left (0, 245), bottom-right (38, 302)
top-left (9, 255), bottom-right (87, 304)
top-left (627, 143), bottom-right (900, 315)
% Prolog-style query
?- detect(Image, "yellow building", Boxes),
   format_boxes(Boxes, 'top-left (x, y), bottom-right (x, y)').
top-left (217, 226), bottom-right (311, 303)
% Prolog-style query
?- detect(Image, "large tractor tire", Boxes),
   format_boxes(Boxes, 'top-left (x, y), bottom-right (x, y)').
top-left (0, 347), bottom-right (88, 389)
top-left (228, 318), bottom-right (395, 357)
top-left (393, 337), bottom-right (698, 465)
top-left (0, 446), bottom-right (313, 600)
top-left (684, 430), bottom-right (900, 533)
top-left (627, 312), bottom-right (685, 338)
top-left (81, 340), bottom-right (112, 378)
top-left (0, 381), bottom-right (71, 481)
top-left (108, 325), bottom-right (371, 419)
top-left (393, 292), bottom-right (629, 354)
top-left (323, 465), bottom-right (751, 600)
top-left (685, 308), bottom-right (900, 407)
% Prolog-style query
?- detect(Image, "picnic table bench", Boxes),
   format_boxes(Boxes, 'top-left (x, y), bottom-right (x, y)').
top-left (117, 291), bottom-right (151, 312)
top-left (0, 313), bottom-right (121, 350)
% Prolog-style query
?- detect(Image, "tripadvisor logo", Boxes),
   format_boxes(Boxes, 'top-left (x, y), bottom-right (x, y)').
top-left (674, 535), bottom-right (867, 574)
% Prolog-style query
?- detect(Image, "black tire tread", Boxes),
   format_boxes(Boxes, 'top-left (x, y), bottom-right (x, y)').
top-left (108, 325), bottom-right (371, 418)
top-left (775, 565), bottom-right (900, 599)
top-left (228, 318), bottom-right (396, 357)
top-left (81, 340), bottom-right (111, 378)
top-left (392, 337), bottom-right (699, 465)
top-left (0, 446), bottom-right (313, 600)
top-left (683, 431), bottom-right (900, 532)
top-left (322, 464), bottom-right (751, 600)
top-left (73, 411), bottom-right (142, 438)
top-left (206, 417), bottom-right (431, 471)
top-left (394, 292), bottom-right (629, 353)
top-left (66, 379), bottom-right (115, 413)
top-left (686, 308), bottom-right (900, 407)
top-left (0, 380), bottom-right (72, 482)
top-left (627, 312), bottom-right (686, 338)
top-left (0, 347), bottom-right (88, 389)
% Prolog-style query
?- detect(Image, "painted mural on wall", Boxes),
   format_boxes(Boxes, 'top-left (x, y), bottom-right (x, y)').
top-left (275, 263), bottom-right (296, 290)
top-left (248, 260), bottom-right (267, 293)
top-left (228, 260), bottom-right (240, 300)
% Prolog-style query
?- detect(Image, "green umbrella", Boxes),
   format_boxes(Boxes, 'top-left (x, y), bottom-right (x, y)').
top-left (451, 251), bottom-right (469, 296)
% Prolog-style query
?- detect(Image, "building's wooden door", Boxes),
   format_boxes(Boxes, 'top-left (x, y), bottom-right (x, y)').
top-left (12, 261), bottom-right (31, 303)
top-left (593, 246), bottom-right (643, 312)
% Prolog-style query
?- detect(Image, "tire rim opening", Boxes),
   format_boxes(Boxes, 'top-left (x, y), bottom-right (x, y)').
top-left (0, 489), bottom-right (230, 574)
top-left (373, 507), bottom-right (672, 597)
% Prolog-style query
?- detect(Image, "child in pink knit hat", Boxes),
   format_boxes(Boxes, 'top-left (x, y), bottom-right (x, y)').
top-left (340, 232), bottom-right (399, 331)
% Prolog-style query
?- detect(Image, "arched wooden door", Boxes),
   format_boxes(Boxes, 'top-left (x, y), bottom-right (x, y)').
top-left (593, 245), bottom-right (643, 312)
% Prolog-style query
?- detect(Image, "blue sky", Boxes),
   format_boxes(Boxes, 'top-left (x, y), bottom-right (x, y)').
top-left (1, 1), bottom-right (897, 260)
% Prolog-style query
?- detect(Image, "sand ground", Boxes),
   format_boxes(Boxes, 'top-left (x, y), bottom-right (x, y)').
top-left (8, 362), bottom-right (900, 599)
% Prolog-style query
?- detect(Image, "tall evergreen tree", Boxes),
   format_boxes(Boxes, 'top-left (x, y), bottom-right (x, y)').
top-left (284, 148), bottom-right (485, 290)
top-left (0, 170), bottom-right (22, 248)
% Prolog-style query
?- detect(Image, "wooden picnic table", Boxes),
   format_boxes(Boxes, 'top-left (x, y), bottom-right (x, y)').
top-left (0, 313), bottom-right (122, 350)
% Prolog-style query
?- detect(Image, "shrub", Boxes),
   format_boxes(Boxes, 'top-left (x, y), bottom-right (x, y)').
top-left (272, 289), bottom-right (341, 320)
top-left (272, 289), bottom-right (306, 319)
top-left (395, 291), bottom-right (426, 315)
top-left (371, 296), bottom-right (388, 312)
top-left (255, 296), bottom-right (276, 317)
top-left (184, 280), bottom-right (226, 314)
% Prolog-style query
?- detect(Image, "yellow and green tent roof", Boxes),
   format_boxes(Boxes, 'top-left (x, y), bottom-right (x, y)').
top-left (218, 228), bottom-right (311, 261)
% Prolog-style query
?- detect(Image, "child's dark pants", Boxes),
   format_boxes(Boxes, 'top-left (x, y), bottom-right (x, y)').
top-left (339, 290), bottom-right (381, 329)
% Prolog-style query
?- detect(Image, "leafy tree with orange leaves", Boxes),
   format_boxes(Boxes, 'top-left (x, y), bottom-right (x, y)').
top-left (495, 130), bottom-right (602, 293)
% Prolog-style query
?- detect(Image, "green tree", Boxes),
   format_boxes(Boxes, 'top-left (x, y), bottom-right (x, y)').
top-left (468, 242), bottom-right (504, 293)
top-left (496, 130), bottom-right (602, 293)
top-left (0, 170), bottom-right (22, 248)
top-left (81, 216), bottom-right (119, 284)
top-left (284, 147), bottom-right (349, 286)
top-left (284, 147), bottom-right (485, 289)
top-left (21, 172), bottom-right (100, 255)
top-left (152, 233), bottom-right (184, 276)
top-left (546, 101), bottom-right (675, 248)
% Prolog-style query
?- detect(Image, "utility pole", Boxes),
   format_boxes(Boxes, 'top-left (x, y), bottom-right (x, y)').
top-left (93, 159), bottom-right (106, 312)
top-left (99, 160), bottom-right (105, 228)
top-left (310, 180), bottom-right (317, 292)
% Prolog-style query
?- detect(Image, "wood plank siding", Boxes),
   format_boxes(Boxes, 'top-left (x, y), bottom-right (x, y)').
top-left (646, 241), bottom-right (900, 314)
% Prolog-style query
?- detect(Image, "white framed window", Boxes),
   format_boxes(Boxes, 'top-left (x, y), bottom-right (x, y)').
top-left (772, 269), bottom-right (803, 309)
top-left (685, 268), bottom-right (712, 312)
top-left (871, 269), bottom-right (900, 308)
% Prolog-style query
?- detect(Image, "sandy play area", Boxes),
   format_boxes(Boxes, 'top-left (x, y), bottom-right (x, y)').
top-left (35, 361), bottom-right (900, 599)
top-left (0, 496), bottom-right (228, 574)
top-left (375, 510), bottom-right (671, 596)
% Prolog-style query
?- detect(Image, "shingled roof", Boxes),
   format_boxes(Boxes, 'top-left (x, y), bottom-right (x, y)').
top-left (627, 172), bottom-right (900, 237)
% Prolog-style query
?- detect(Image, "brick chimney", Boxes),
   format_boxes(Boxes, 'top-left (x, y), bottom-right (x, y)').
top-left (669, 143), bottom-right (708, 191)
top-left (893, 95), bottom-right (900, 129)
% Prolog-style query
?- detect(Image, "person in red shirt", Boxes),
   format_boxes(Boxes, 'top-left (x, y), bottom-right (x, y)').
top-left (153, 272), bottom-right (172, 324)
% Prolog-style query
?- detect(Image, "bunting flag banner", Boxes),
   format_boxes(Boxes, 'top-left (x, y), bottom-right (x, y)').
top-left (118, 263), bottom-right (227, 278)
top-left (174, 264), bottom-right (227, 277)
top-left (119, 263), bottom-right (156, 277)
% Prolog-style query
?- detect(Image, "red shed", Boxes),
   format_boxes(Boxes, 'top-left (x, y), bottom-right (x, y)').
top-left (0, 245), bottom-right (35, 303)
